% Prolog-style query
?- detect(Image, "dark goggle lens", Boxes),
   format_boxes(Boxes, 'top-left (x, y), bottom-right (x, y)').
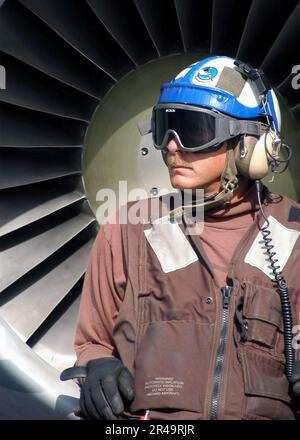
top-left (153, 107), bottom-right (216, 149)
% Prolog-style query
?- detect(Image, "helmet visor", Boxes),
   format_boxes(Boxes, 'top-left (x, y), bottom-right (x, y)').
top-left (152, 105), bottom-right (217, 152)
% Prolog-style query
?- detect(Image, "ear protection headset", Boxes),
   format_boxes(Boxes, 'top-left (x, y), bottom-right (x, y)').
top-left (232, 60), bottom-right (291, 180)
top-left (234, 125), bottom-right (287, 180)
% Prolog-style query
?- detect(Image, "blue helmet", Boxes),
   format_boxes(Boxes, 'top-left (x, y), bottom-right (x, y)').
top-left (158, 56), bottom-right (281, 131)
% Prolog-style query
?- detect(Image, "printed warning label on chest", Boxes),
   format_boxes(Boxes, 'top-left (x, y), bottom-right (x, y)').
top-left (144, 377), bottom-right (184, 396)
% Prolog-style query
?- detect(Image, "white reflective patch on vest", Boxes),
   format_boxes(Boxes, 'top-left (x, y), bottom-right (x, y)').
top-left (244, 216), bottom-right (300, 279)
top-left (144, 220), bottom-right (198, 273)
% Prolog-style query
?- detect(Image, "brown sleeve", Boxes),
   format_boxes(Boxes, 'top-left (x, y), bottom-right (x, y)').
top-left (74, 216), bottom-right (126, 366)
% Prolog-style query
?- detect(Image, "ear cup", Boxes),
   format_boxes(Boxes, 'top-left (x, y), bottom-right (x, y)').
top-left (234, 132), bottom-right (278, 180)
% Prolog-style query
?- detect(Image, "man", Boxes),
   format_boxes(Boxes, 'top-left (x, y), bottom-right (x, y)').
top-left (73, 56), bottom-right (300, 420)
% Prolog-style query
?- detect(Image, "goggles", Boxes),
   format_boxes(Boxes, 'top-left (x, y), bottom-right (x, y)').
top-left (152, 104), bottom-right (265, 153)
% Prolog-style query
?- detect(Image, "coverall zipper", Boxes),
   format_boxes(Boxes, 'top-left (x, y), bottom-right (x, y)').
top-left (209, 285), bottom-right (233, 420)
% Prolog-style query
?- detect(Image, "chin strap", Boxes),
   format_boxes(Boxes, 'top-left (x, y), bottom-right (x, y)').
top-left (168, 142), bottom-right (239, 221)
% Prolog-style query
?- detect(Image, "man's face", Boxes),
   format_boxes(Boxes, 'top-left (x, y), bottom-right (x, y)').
top-left (163, 136), bottom-right (228, 194)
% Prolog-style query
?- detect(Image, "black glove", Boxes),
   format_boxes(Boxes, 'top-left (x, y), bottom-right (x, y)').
top-left (79, 357), bottom-right (135, 420)
top-left (290, 361), bottom-right (300, 401)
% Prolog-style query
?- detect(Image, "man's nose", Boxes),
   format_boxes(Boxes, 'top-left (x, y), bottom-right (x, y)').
top-left (166, 136), bottom-right (180, 154)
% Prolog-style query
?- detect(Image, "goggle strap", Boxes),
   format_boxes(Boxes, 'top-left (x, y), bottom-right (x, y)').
top-left (228, 119), bottom-right (264, 138)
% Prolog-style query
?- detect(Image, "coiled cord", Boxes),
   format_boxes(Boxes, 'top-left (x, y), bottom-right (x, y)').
top-left (255, 180), bottom-right (295, 380)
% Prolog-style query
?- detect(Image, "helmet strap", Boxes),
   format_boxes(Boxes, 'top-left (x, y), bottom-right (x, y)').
top-left (188, 139), bottom-right (239, 212)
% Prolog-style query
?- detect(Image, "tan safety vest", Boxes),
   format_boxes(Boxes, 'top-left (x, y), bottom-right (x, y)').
top-left (113, 190), bottom-right (300, 420)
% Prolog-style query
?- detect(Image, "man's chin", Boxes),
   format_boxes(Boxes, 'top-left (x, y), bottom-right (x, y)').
top-left (170, 177), bottom-right (201, 191)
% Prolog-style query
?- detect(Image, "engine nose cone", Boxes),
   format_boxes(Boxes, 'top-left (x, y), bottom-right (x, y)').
top-left (83, 54), bottom-right (200, 223)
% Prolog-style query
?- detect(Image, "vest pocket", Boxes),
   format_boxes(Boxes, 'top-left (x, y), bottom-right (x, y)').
top-left (238, 347), bottom-right (295, 420)
top-left (131, 319), bottom-right (212, 414)
top-left (238, 282), bottom-right (284, 357)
